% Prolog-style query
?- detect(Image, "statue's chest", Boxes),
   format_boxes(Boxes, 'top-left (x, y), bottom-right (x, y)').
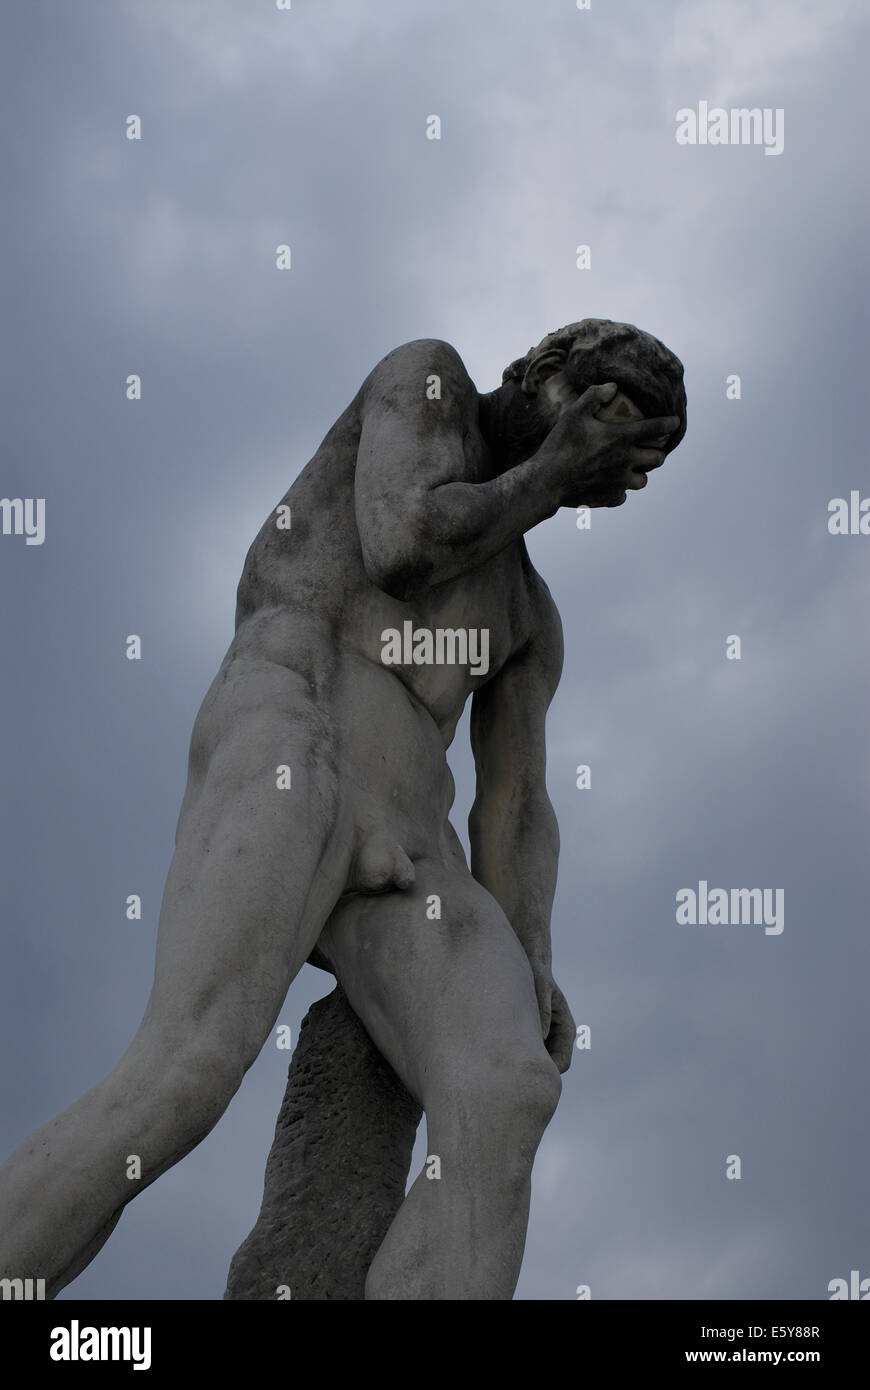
top-left (376, 546), bottom-right (531, 729)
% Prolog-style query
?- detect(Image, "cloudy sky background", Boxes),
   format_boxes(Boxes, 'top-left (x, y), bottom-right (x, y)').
top-left (1, 0), bottom-right (867, 1300)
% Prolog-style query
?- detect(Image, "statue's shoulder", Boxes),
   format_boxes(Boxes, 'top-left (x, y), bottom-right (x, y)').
top-left (360, 338), bottom-right (476, 406)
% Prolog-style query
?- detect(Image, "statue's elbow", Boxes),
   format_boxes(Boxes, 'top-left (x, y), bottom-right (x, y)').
top-left (363, 550), bottom-right (430, 602)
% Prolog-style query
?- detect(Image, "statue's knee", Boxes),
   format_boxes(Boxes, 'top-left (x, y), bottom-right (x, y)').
top-left (459, 1051), bottom-right (561, 1141)
top-left (506, 1052), bottom-right (562, 1130)
top-left (157, 1037), bottom-right (245, 1131)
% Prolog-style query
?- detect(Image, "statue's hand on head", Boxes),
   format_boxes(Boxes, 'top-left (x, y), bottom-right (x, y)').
top-left (540, 381), bottom-right (681, 510)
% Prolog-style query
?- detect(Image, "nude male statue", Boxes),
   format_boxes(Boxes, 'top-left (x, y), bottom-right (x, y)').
top-left (0, 319), bottom-right (686, 1300)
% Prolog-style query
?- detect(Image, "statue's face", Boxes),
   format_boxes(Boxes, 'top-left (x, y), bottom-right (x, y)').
top-left (537, 368), bottom-right (582, 419)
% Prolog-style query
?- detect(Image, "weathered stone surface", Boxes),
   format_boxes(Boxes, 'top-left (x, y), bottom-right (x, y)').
top-left (0, 322), bottom-right (685, 1300)
top-left (224, 985), bottom-right (422, 1301)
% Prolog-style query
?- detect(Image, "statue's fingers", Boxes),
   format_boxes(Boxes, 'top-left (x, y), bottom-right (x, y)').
top-left (631, 448), bottom-right (666, 470)
top-left (546, 1014), bottom-right (575, 1074)
top-left (535, 982), bottom-right (553, 1041)
top-left (576, 381), bottom-right (618, 413)
top-left (624, 414), bottom-right (680, 440)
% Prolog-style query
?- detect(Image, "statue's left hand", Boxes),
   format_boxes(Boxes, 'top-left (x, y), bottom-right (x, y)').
top-left (534, 969), bottom-right (575, 1074)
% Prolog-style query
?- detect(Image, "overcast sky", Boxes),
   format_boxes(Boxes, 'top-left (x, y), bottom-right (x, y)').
top-left (1, 0), bottom-right (867, 1301)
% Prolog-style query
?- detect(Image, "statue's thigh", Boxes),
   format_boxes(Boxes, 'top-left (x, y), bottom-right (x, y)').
top-left (147, 703), bottom-right (351, 1063)
top-left (320, 856), bottom-right (544, 1109)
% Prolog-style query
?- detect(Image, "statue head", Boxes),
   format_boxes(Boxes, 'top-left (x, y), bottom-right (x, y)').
top-left (500, 318), bottom-right (687, 454)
